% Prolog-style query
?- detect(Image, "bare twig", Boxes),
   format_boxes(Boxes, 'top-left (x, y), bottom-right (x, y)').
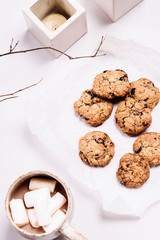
top-left (0, 78), bottom-right (42, 98)
top-left (68, 35), bottom-right (106, 60)
top-left (0, 36), bottom-right (106, 103)
top-left (0, 78), bottom-right (43, 98)
top-left (92, 35), bottom-right (106, 57)
top-left (0, 37), bottom-right (106, 60)
top-left (0, 78), bottom-right (42, 103)
top-left (10, 39), bottom-right (19, 52)
top-left (0, 96), bottom-right (18, 103)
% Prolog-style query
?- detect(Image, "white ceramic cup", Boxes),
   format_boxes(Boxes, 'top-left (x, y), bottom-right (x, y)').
top-left (5, 170), bottom-right (87, 240)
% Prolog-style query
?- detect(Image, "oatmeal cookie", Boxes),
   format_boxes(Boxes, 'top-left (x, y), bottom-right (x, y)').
top-left (115, 98), bottom-right (152, 136)
top-left (79, 131), bottom-right (115, 167)
top-left (74, 89), bottom-right (113, 127)
top-left (126, 78), bottom-right (160, 109)
top-left (133, 132), bottom-right (160, 166)
top-left (116, 153), bottom-right (150, 188)
top-left (92, 69), bottom-right (130, 99)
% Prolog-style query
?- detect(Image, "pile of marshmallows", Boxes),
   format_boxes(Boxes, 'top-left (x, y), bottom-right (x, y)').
top-left (10, 177), bottom-right (67, 233)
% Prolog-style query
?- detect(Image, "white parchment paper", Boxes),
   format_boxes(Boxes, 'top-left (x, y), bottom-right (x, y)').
top-left (26, 36), bottom-right (160, 217)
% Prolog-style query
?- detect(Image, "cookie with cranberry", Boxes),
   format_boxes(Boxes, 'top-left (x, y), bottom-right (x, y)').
top-left (126, 78), bottom-right (160, 109)
top-left (133, 132), bottom-right (160, 166)
top-left (116, 153), bottom-right (150, 188)
top-left (79, 131), bottom-right (115, 167)
top-left (74, 89), bottom-right (113, 127)
top-left (115, 98), bottom-right (152, 136)
top-left (92, 69), bottom-right (130, 99)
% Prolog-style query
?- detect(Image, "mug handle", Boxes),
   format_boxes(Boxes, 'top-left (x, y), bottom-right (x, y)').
top-left (60, 223), bottom-right (87, 240)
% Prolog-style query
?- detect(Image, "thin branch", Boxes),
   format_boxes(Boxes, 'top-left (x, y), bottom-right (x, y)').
top-left (92, 35), bottom-right (106, 57)
top-left (0, 96), bottom-right (18, 103)
top-left (12, 41), bottom-right (19, 52)
top-left (0, 36), bottom-right (106, 60)
top-left (0, 78), bottom-right (43, 98)
top-left (71, 35), bottom-right (106, 60)
top-left (10, 38), bottom-right (19, 52)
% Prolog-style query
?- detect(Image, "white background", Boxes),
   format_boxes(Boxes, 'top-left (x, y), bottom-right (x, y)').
top-left (1, 0), bottom-right (160, 239)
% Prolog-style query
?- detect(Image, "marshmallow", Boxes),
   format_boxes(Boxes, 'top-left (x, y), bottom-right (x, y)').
top-left (34, 188), bottom-right (51, 226)
top-left (27, 209), bottom-right (39, 228)
top-left (43, 210), bottom-right (66, 233)
top-left (10, 199), bottom-right (29, 227)
top-left (34, 199), bottom-right (51, 226)
top-left (29, 177), bottom-right (57, 193)
top-left (49, 192), bottom-right (67, 216)
top-left (24, 187), bottom-right (51, 226)
top-left (24, 187), bottom-right (50, 208)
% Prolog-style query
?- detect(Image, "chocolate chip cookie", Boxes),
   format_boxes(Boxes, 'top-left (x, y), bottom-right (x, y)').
top-left (116, 153), bottom-right (150, 188)
top-left (92, 69), bottom-right (130, 99)
top-left (79, 131), bottom-right (115, 167)
top-left (126, 78), bottom-right (160, 109)
top-left (74, 89), bottom-right (113, 127)
top-left (115, 98), bottom-right (152, 136)
top-left (133, 132), bottom-right (160, 166)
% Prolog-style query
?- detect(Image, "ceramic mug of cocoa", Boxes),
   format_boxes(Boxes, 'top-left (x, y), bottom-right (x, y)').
top-left (5, 170), bottom-right (87, 240)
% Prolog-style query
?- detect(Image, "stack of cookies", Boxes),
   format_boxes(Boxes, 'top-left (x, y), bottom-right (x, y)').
top-left (74, 69), bottom-right (130, 127)
top-left (73, 69), bottom-right (160, 188)
top-left (117, 132), bottom-right (160, 188)
top-left (115, 78), bottom-right (160, 135)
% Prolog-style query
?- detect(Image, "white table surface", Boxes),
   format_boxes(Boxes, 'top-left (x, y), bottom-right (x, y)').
top-left (1, 0), bottom-right (160, 239)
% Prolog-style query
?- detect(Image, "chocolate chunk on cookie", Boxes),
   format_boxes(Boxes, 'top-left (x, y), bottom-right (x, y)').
top-left (79, 131), bottom-right (115, 167)
top-left (115, 98), bottom-right (152, 136)
top-left (126, 78), bottom-right (160, 109)
top-left (74, 89), bottom-right (113, 127)
top-left (116, 153), bottom-right (150, 188)
top-left (133, 132), bottom-right (160, 166)
top-left (92, 70), bottom-right (130, 99)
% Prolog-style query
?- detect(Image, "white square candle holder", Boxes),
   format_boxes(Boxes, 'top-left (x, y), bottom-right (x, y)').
top-left (22, 0), bottom-right (88, 58)
top-left (94, 0), bottom-right (143, 22)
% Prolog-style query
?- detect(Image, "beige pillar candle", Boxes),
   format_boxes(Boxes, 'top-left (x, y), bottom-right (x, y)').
top-left (43, 13), bottom-right (67, 31)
